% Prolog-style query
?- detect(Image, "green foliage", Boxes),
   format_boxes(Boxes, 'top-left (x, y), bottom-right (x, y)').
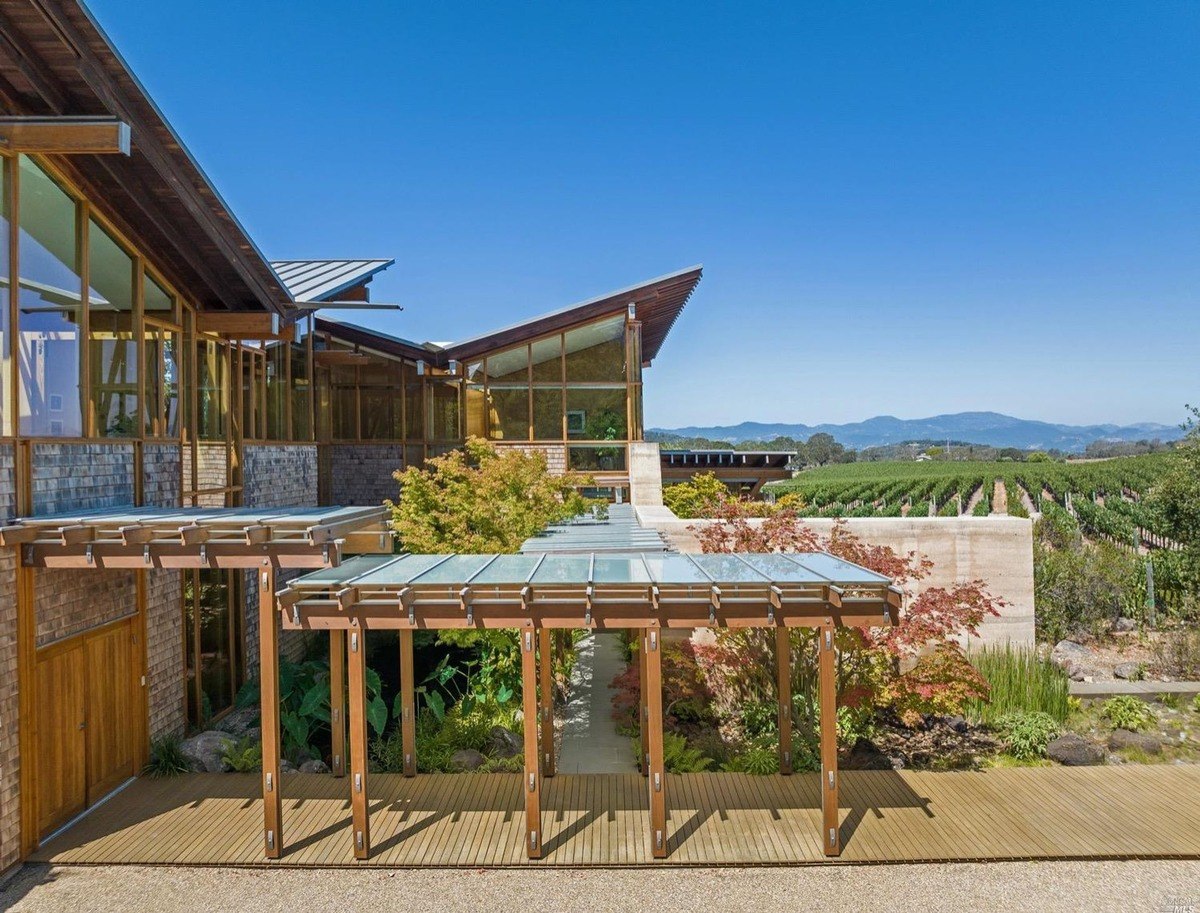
top-left (722, 740), bottom-right (779, 775)
top-left (1152, 626), bottom-right (1200, 679)
top-left (1034, 536), bottom-right (1140, 642)
top-left (372, 701), bottom-right (521, 773)
top-left (1192, 694), bottom-right (1200, 714)
top-left (662, 732), bottom-right (714, 772)
top-left (237, 656), bottom-right (388, 763)
top-left (663, 472), bottom-right (734, 519)
top-left (1100, 695), bottom-right (1156, 732)
top-left (992, 711), bottom-right (1061, 760)
top-left (836, 704), bottom-right (877, 745)
top-left (963, 645), bottom-right (1070, 725)
top-left (387, 437), bottom-right (596, 554)
top-left (143, 732), bottom-right (190, 779)
top-left (220, 736), bottom-right (263, 772)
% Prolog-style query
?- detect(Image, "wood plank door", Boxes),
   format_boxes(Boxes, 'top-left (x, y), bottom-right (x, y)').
top-left (35, 641), bottom-right (87, 836)
top-left (85, 618), bottom-right (138, 801)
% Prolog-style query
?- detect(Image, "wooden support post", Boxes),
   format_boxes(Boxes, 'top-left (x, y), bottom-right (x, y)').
top-left (329, 630), bottom-right (346, 777)
top-left (521, 627), bottom-right (542, 858)
top-left (258, 563), bottom-right (282, 858)
top-left (538, 627), bottom-right (555, 778)
top-left (644, 626), bottom-right (667, 858)
top-left (347, 626), bottom-right (371, 859)
top-left (819, 620), bottom-right (840, 856)
top-left (776, 626), bottom-right (793, 775)
top-left (399, 629), bottom-right (417, 777)
top-left (638, 632), bottom-right (649, 776)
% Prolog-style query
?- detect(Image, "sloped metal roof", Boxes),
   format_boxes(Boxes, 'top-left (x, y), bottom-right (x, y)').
top-left (271, 259), bottom-right (395, 302)
top-left (520, 504), bottom-right (671, 555)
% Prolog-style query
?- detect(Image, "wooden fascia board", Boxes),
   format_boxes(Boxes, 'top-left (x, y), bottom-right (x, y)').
top-left (0, 115), bottom-right (131, 154)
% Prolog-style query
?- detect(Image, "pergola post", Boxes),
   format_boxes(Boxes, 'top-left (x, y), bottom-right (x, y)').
top-left (399, 629), bottom-right (417, 777)
top-left (638, 633), bottom-right (649, 776)
top-left (258, 562), bottom-right (282, 858)
top-left (775, 626), bottom-right (793, 775)
top-left (819, 620), bottom-right (840, 856)
top-left (538, 627), bottom-right (555, 777)
top-left (521, 627), bottom-right (542, 858)
top-left (329, 630), bottom-right (346, 777)
top-left (347, 626), bottom-right (371, 859)
top-left (644, 626), bottom-right (667, 858)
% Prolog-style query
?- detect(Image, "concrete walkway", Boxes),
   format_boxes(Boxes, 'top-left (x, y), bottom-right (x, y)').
top-left (557, 633), bottom-right (637, 774)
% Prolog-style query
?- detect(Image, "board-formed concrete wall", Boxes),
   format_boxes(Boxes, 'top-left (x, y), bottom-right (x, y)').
top-left (639, 509), bottom-right (1036, 646)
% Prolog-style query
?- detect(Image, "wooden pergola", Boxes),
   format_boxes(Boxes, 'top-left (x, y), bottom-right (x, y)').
top-left (273, 551), bottom-right (901, 861)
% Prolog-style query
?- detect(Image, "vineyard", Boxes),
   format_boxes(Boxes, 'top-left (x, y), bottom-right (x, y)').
top-left (768, 452), bottom-right (1181, 549)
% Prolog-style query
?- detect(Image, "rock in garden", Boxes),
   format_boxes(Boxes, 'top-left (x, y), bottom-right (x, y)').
top-left (843, 738), bottom-right (892, 770)
top-left (213, 706), bottom-right (260, 738)
top-left (1051, 640), bottom-right (1090, 671)
top-left (1046, 734), bottom-right (1105, 766)
top-left (179, 730), bottom-right (234, 773)
top-left (299, 759), bottom-right (331, 774)
top-left (449, 749), bottom-right (486, 771)
top-left (486, 726), bottom-right (522, 759)
top-left (1113, 662), bottom-right (1142, 681)
top-left (280, 759), bottom-right (298, 774)
top-left (1112, 617), bottom-right (1137, 634)
top-left (944, 715), bottom-right (968, 733)
top-left (1107, 729), bottom-right (1162, 755)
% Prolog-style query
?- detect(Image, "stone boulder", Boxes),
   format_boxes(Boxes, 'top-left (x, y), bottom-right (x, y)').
top-left (1051, 640), bottom-right (1092, 680)
top-left (1046, 734), bottom-right (1105, 767)
top-left (1113, 662), bottom-right (1143, 681)
top-left (299, 759), bottom-right (331, 774)
top-left (449, 749), bottom-right (486, 771)
top-left (1107, 729), bottom-right (1162, 755)
top-left (1112, 617), bottom-right (1137, 634)
top-left (213, 706), bottom-right (260, 738)
top-left (180, 730), bottom-right (233, 773)
top-left (843, 738), bottom-right (894, 771)
top-left (486, 726), bottom-right (523, 759)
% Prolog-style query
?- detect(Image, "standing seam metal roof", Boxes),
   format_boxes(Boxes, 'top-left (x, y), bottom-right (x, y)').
top-left (271, 259), bottom-right (395, 302)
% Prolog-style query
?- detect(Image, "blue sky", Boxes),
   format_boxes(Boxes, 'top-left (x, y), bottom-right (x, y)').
top-left (89, 0), bottom-right (1199, 428)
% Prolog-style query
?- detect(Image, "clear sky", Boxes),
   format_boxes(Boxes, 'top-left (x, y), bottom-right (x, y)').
top-left (88, 0), bottom-right (1198, 428)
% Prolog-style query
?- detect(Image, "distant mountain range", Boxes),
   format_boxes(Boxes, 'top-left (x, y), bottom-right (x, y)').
top-left (649, 411), bottom-right (1185, 452)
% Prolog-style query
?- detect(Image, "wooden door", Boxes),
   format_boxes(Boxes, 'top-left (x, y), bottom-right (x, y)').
top-left (85, 619), bottom-right (138, 801)
top-left (35, 642), bottom-right (87, 836)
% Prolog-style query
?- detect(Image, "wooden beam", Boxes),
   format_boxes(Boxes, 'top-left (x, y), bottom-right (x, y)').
top-left (0, 524), bottom-right (37, 546)
top-left (776, 626), bottom-right (793, 776)
top-left (0, 116), bottom-right (131, 155)
top-left (398, 629), bottom-right (417, 777)
top-left (119, 524), bottom-right (155, 545)
top-left (348, 626), bottom-right (371, 858)
top-left (178, 524), bottom-right (210, 545)
top-left (538, 627), bottom-right (555, 778)
top-left (58, 524), bottom-right (95, 545)
top-left (521, 627), bottom-right (542, 858)
top-left (819, 620), bottom-right (840, 856)
top-left (645, 626), bottom-right (667, 858)
top-left (329, 630), bottom-right (346, 778)
top-left (259, 563), bottom-right (282, 858)
top-left (244, 525), bottom-right (272, 545)
top-left (195, 311), bottom-right (280, 339)
top-left (313, 350), bottom-right (372, 367)
top-left (638, 633), bottom-right (649, 777)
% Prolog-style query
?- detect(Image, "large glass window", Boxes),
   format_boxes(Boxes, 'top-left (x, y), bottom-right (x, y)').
top-left (564, 314), bottom-right (625, 383)
top-left (530, 335), bottom-right (561, 383)
top-left (290, 340), bottom-right (312, 440)
top-left (0, 159), bottom-right (11, 437)
top-left (487, 386), bottom-right (528, 440)
top-left (532, 388), bottom-right (562, 440)
top-left (196, 339), bottom-right (227, 440)
top-left (264, 340), bottom-right (287, 440)
top-left (359, 359), bottom-right (402, 440)
top-left (486, 344), bottom-right (529, 384)
top-left (566, 387), bottom-right (627, 441)
top-left (18, 156), bottom-right (83, 436)
top-left (427, 377), bottom-right (460, 440)
top-left (88, 218), bottom-right (138, 436)
top-left (403, 367), bottom-right (423, 439)
top-left (184, 569), bottom-right (242, 728)
top-left (144, 325), bottom-right (180, 437)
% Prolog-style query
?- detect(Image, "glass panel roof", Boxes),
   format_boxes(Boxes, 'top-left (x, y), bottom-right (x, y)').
top-left (290, 552), bottom-right (895, 589)
top-left (787, 553), bottom-right (892, 584)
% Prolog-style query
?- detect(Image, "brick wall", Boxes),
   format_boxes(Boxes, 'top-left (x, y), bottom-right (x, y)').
top-left (0, 443), bottom-right (18, 874)
top-left (325, 443), bottom-right (404, 506)
top-left (242, 445), bottom-right (319, 671)
top-left (31, 442), bottom-right (134, 515)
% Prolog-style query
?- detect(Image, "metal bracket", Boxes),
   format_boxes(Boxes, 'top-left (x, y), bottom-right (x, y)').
top-left (653, 772), bottom-right (661, 793)
top-left (529, 831), bottom-right (539, 850)
top-left (528, 772), bottom-right (536, 792)
top-left (461, 586), bottom-right (474, 626)
top-left (85, 543), bottom-right (94, 565)
top-left (351, 632), bottom-right (359, 653)
top-left (828, 770), bottom-right (836, 790)
top-left (767, 603), bottom-right (775, 624)
top-left (292, 604), bottom-right (300, 627)
top-left (828, 827), bottom-right (838, 847)
top-left (265, 772), bottom-right (273, 792)
top-left (322, 543), bottom-right (331, 565)
top-left (143, 543), bottom-right (151, 565)
top-left (356, 831), bottom-right (364, 851)
top-left (824, 629), bottom-right (833, 650)
top-left (354, 772), bottom-right (362, 793)
top-left (524, 631), bottom-right (533, 652)
top-left (585, 584), bottom-right (594, 627)
top-left (655, 830), bottom-right (663, 851)
top-left (648, 630), bottom-right (658, 652)
top-left (266, 830), bottom-right (275, 850)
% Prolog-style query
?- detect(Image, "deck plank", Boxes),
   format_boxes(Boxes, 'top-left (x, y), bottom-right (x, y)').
top-left (31, 767), bottom-right (1200, 867)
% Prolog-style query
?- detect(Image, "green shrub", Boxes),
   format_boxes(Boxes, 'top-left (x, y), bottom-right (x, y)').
top-left (143, 732), bottom-right (190, 779)
top-left (372, 701), bottom-right (520, 774)
top-left (963, 645), bottom-right (1070, 725)
top-left (663, 732), bottom-right (714, 772)
top-left (722, 741), bottom-right (779, 775)
top-left (1192, 694), bottom-right (1200, 714)
top-left (220, 736), bottom-right (263, 772)
top-left (992, 711), bottom-right (1060, 760)
top-left (1100, 695), bottom-right (1156, 732)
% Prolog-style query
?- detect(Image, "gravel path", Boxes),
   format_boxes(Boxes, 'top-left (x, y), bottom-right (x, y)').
top-left (3, 861), bottom-right (1197, 913)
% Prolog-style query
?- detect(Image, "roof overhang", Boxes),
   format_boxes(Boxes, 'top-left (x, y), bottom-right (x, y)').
top-left (276, 550), bottom-right (902, 631)
top-left (0, 506), bottom-right (391, 569)
top-left (0, 1), bottom-right (293, 314)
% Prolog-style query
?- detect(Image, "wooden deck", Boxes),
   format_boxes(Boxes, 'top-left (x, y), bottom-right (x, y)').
top-left (33, 766), bottom-right (1200, 867)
